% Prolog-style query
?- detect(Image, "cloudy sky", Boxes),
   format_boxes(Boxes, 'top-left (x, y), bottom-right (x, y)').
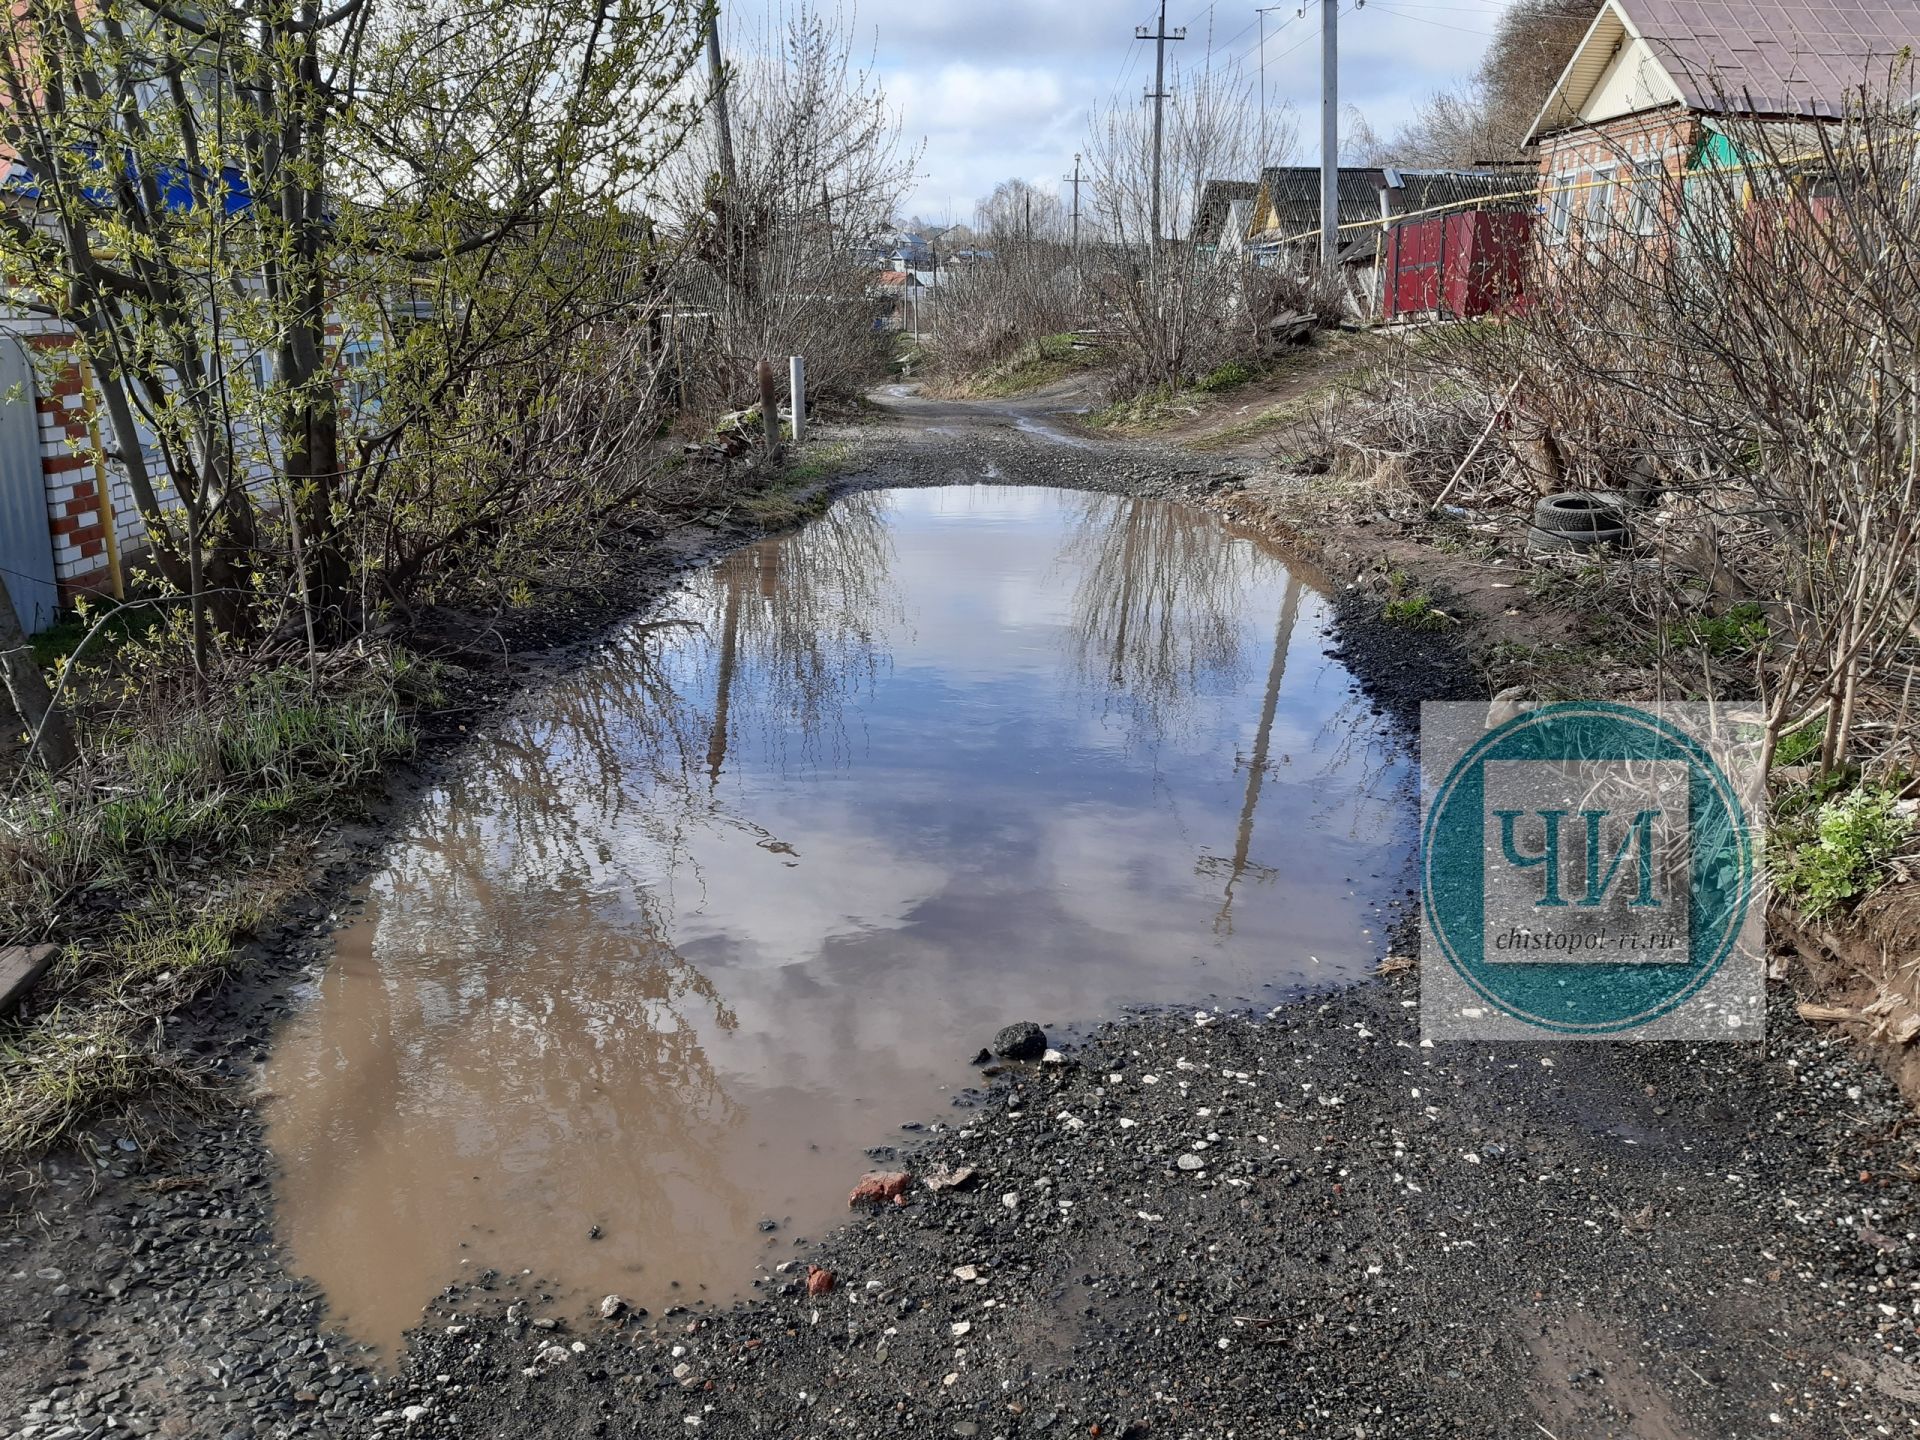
top-left (723, 0), bottom-right (1512, 222)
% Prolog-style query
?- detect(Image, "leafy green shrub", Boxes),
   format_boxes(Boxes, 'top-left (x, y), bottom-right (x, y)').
top-left (1771, 718), bottom-right (1823, 769)
top-left (1773, 784), bottom-right (1912, 918)
top-left (1194, 359), bottom-right (1256, 393)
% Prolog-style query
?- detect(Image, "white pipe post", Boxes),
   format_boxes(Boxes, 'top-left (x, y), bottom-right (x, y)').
top-left (788, 355), bottom-right (806, 444)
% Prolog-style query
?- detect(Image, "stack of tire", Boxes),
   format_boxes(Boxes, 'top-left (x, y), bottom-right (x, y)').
top-left (1527, 492), bottom-right (1631, 553)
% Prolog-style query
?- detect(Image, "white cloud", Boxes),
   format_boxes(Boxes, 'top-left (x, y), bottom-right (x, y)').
top-left (723, 0), bottom-right (1511, 227)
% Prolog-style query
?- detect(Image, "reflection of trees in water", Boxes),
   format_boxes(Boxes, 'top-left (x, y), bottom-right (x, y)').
top-left (330, 763), bottom-right (751, 1241)
top-left (310, 491), bottom-right (905, 1213)
top-left (490, 624), bottom-right (713, 847)
top-left (385, 768), bottom-right (739, 1090)
top-left (691, 490), bottom-right (901, 782)
top-left (1062, 493), bottom-right (1258, 740)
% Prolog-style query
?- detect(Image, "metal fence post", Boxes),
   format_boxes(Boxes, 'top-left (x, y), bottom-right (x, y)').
top-left (788, 355), bottom-right (806, 445)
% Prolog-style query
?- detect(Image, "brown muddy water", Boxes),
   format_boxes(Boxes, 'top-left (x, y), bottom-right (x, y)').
top-left (262, 485), bottom-right (1413, 1350)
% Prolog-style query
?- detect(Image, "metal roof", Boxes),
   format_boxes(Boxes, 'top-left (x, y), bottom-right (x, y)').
top-left (1251, 166), bottom-right (1386, 241)
top-left (1191, 179), bottom-right (1258, 245)
top-left (1528, 0), bottom-right (1920, 141)
top-left (1380, 168), bottom-right (1535, 217)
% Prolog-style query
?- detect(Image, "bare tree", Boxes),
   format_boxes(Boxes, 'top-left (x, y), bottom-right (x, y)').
top-left (1083, 55), bottom-right (1300, 391)
top-left (1390, 0), bottom-right (1598, 164)
top-left (975, 180), bottom-right (1067, 243)
top-left (670, 3), bottom-right (919, 415)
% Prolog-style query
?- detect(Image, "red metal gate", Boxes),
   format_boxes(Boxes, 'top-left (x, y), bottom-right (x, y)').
top-left (1383, 211), bottom-right (1533, 322)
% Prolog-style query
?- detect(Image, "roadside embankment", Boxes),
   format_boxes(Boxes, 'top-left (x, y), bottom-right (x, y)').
top-left (1177, 349), bottom-right (1920, 1119)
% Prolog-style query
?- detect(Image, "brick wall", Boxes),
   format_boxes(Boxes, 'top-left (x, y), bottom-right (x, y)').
top-left (1534, 111), bottom-right (1701, 247)
top-left (31, 350), bottom-right (109, 590)
top-left (13, 323), bottom-right (183, 602)
top-left (8, 302), bottom-right (350, 609)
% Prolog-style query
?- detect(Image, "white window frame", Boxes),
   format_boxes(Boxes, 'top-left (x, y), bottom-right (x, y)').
top-left (1628, 157), bottom-right (1666, 236)
top-left (1584, 164), bottom-right (1617, 234)
top-left (1546, 171), bottom-right (1577, 245)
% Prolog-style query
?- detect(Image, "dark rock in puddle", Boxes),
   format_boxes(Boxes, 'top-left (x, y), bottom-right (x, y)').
top-left (991, 1020), bottom-right (1048, 1061)
top-left (970, 1047), bottom-right (993, 1066)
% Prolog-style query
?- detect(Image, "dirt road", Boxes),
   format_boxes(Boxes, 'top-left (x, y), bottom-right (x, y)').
top-left (5, 388), bottom-right (1919, 1440)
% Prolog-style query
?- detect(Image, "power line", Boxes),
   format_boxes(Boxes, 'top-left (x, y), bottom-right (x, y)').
top-left (1367, 3), bottom-right (1496, 33)
top-left (1108, 34), bottom-right (1146, 109)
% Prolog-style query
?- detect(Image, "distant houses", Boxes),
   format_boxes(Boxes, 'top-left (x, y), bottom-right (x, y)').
top-left (869, 268), bottom-right (924, 331)
top-left (1178, 0), bottom-right (1915, 323)
top-left (1186, 164), bottom-right (1531, 319)
top-left (1191, 180), bottom-right (1257, 260)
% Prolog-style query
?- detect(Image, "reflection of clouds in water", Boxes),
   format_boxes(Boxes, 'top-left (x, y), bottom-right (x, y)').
top-left (666, 801), bottom-right (948, 971)
top-left (265, 483), bottom-right (1417, 1350)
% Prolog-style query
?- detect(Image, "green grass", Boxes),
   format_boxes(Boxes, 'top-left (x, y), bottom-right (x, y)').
top-left (783, 441), bottom-right (854, 485)
top-left (0, 653), bottom-right (414, 1161)
top-left (735, 442), bottom-right (855, 529)
top-left (964, 333), bottom-right (1104, 399)
top-left (1771, 782), bottom-right (1912, 919)
top-left (1095, 334), bottom-right (1370, 444)
top-left (1667, 602), bottom-right (1769, 658)
top-left (29, 603), bottom-right (164, 669)
top-left (1193, 359), bottom-right (1257, 393)
top-left (1772, 718), bottom-right (1824, 770)
top-left (1381, 570), bottom-right (1450, 631)
top-left (1383, 592), bottom-right (1448, 629)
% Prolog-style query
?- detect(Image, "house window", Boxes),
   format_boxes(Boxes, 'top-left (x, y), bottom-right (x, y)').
top-left (1583, 165), bottom-right (1617, 236)
top-left (342, 343), bottom-right (380, 418)
top-left (1628, 159), bottom-right (1665, 235)
top-left (248, 351), bottom-right (272, 392)
top-left (1547, 172), bottom-right (1576, 244)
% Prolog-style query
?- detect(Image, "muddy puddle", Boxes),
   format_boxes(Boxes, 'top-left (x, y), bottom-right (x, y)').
top-left (262, 484), bottom-right (1412, 1349)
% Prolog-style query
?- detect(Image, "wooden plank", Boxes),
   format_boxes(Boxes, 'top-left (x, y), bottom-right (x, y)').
top-left (0, 943), bottom-right (56, 1016)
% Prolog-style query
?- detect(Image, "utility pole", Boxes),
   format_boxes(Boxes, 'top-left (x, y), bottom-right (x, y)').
top-left (704, 10), bottom-right (737, 192)
top-left (1256, 5), bottom-right (1285, 142)
top-left (1136, 0), bottom-right (1185, 250)
top-left (1063, 153), bottom-right (1082, 251)
top-left (1320, 0), bottom-right (1338, 265)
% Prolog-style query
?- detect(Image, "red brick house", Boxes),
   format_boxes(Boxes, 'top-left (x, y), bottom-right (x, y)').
top-left (1523, 0), bottom-right (1917, 247)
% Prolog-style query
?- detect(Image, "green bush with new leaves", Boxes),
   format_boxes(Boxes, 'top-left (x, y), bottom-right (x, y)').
top-left (1773, 785), bottom-right (1913, 919)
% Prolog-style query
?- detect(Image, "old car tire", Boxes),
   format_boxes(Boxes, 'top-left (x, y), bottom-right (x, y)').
top-left (1533, 492), bottom-right (1627, 532)
top-left (1527, 521), bottom-right (1628, 553)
